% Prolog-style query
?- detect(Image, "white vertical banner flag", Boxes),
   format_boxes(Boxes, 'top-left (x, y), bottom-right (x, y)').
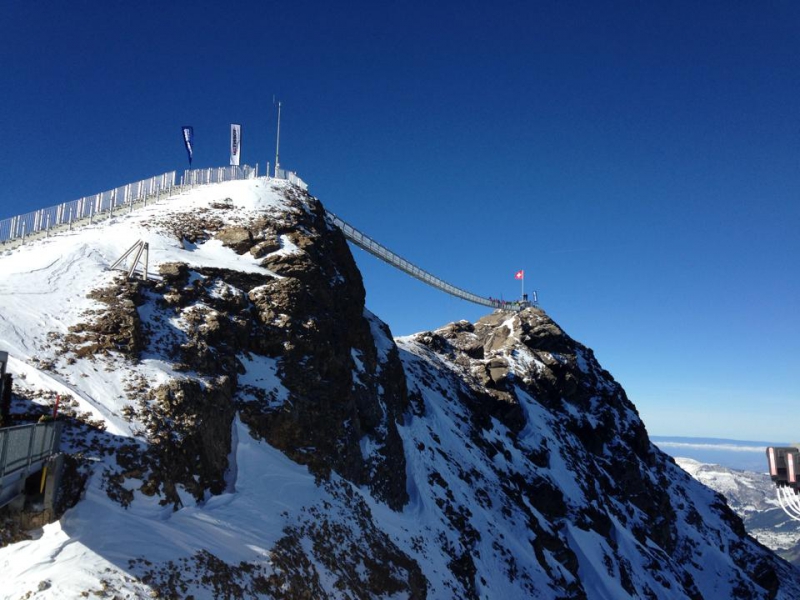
top-left (230, 123), bottom-right (242, 166)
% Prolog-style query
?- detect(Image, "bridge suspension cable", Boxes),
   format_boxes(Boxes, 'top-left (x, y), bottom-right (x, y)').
top-left (326, 211), bottom-right (502, 309)
top-left (0, 163), bottom-right (529, 310)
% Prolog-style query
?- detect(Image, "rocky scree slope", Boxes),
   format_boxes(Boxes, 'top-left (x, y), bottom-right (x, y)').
top-left (0, 179), bottom-right (798, 599)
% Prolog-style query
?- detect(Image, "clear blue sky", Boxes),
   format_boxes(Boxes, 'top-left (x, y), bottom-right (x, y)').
top-left (1, 1), bottom-right (798, 442)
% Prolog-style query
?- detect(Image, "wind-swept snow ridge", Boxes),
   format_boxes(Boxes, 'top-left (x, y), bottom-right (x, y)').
top-left (0, 179), bottom-right (798, 599)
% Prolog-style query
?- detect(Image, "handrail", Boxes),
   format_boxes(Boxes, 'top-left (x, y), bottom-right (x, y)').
top-left (327, 211), bottom-right (529, 310)
top-left (0, 171), bottom-right (177, 245)
top-left (179, 164), bottom-right (261, 187)
top-left (0, 164), bottom-right (270, 246)
top-left (0, 164), bottom-right (528, 310)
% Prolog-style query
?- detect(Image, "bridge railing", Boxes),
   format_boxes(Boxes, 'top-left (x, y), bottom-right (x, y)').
top-left (326, 211), bottom-right (496, 308)
top-left (180, 164), bottom-right (260, 186)
top-left (0, 171), bottom-right (177, 244)
top-left (0, 421), bottom-right (62, 479)
top-left (0, 164), bottom-right (283, 246)
top-left (275, 168), bottom-right (308, 190)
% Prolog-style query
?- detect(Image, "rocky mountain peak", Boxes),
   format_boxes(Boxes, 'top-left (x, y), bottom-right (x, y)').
top-left (399, 306), bottom-right (799, 599)
top-left (114, 182), bottom-right (411, 510)
top-left (2, 180), bottom-right (799, 598)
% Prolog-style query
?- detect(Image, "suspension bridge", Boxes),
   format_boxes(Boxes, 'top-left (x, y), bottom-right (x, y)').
top-left (0, 165), bottom-right (535, 311)
top-left (0, 165), bottom-right (534, 505)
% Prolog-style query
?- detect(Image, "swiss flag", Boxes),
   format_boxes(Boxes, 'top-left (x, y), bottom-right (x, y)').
top-left (514, 270), bottom-right (524, 280)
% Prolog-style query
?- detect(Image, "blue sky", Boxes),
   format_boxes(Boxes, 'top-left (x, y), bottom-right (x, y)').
top-left (1, 1), bottom-right (798, 442)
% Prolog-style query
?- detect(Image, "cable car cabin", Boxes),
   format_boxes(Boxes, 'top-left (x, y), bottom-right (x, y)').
top-left (767, 446), bottom-right (800, 521)
top-left (767, 446), bottom-right (799, 491)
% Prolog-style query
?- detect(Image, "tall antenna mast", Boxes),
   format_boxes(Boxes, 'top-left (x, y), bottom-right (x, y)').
top-left (274, 100), bottom-right (281, 178)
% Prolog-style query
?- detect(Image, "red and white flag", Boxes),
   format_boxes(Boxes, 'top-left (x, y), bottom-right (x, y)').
top-left (514, 270), bottom-right (524, 280)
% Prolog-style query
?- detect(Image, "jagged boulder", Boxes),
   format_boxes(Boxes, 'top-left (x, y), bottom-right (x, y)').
top-left (486, 356), bottom-right (509, 383)
top-left (214, 225), bottom-right (253, 254)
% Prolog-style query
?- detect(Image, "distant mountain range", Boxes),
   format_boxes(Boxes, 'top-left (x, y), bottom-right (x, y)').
top-left (652, 435), bottom-right (781, 472)
top-left (663, 450), bottom-right (800, 568)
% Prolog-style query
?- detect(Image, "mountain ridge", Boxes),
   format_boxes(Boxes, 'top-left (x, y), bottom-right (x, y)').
top-left (0, 178), bottom-right (798, 599)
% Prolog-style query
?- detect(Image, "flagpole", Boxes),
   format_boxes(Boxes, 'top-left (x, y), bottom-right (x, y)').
top-left (274, 100), bottom-right (281, 178)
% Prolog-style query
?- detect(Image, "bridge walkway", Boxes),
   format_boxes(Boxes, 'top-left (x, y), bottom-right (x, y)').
top-left (327, 211), bottom-right (531, 311)
top-left (0, 166), bottom-right (533, 310)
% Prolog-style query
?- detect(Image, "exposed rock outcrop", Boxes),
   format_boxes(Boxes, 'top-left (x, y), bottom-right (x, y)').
top-left (208, 186), bottom-right (410, 510)
top-left (4, 180), bottom-right (799, 599)
top-left (396, 307), bottom-right (799, 599)
top-left (61, 184), bottom-right (410, 511)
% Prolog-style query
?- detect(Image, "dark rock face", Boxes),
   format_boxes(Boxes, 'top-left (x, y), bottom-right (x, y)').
top-left (63, 276), bottom-right (145, 359)
top-left (78, 185), bottom-right (407, 511)
top-left (147, 377), bottom-right (236, 502)
top-left (211, 187), bottom-right (412, 511)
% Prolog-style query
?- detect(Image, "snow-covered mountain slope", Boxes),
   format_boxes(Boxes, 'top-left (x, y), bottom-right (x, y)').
top-left (677, 458), bottom-right (800, 567)
top-left (1, 178), bottom-right (799, 599)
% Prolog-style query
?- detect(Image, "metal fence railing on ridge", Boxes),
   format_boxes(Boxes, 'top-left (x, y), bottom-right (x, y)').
top-left (0, 171), bottom-right (177, 245)
top-left (0, 164), bottom-right (275, 246)
top-left (180, 164), bottom-right (260, 187)
top-left (274, 168), bottom-right (308, 190)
